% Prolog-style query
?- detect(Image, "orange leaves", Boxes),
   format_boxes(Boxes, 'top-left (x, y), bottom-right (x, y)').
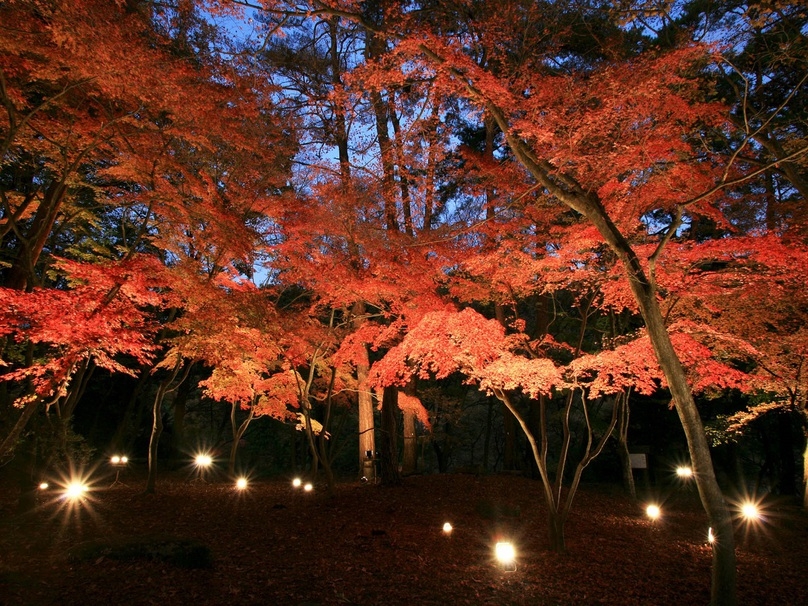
top-left (569, 338), bottom-right (661, 398)
top-left (370, 308), bottom-right (561, 397)
top-left (397, 392), bottom-right (431, 430)
top-left (0, 257), bottom-right (166, 403)
top-left (369, 307), bottom-right (755, 405)
top-left (480, 354), bottom-right (561, 399)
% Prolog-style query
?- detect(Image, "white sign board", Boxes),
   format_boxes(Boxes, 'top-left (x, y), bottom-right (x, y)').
top-left (629, 453), bottom-right (648, 469)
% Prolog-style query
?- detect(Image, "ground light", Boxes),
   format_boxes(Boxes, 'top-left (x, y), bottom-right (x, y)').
top-left (110, 454), bottom-right (129, 485)
top-left (741, 501), bottom-right (760, 521)
top-left (236, 477), bottom-right (248, 490)
top-left (292, 477), bottom-right (302, 488)
top-left (303, 482), bottom-right (313, 492)
top-left (442, 522), bottom-right (453, 535)
top-left (38, 482), bottom-right (49, 490)
top-left (64, 481), bottom-right (88, 501)
top-left (495, 541), bottom-right (517, 572)
top-left (194, 453), bottom-right (213, 467)
top-left (646, 504), bottom-right (661, 520)
top-left (676, 466), bottom-right (693, 479)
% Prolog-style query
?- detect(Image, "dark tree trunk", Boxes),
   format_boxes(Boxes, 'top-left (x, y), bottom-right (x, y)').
top-left (144, 360), bottom-right (184, 494)
top-left (402, 409), bottom-right (417, 474)
top-left (502, 404), bottom-right (517, 471)
top-left (6, 180), bottom-right (67, 290)
top-left (777, 411), bottom-right (797, 495)
top-left (379, 386), bottom-right (401, 485)
top-left (482, 399), bottom-right (493, 472)
top-left (615, 392), bottom-right (636, 501)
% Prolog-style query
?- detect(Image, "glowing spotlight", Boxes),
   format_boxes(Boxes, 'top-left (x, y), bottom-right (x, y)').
top-left (194, 453), bottom-right (213, 467)
top-left (64, 481), bottom-right (88, 501)
top-left (495, 541), bottom-right (517, 571)
top-left (120, 456), bottom-right (128, 464)
top-left (235, 477), bottom-right (248, 490)
top-left (442, 522), bottom-right (453, 534)
top-left (708, 527), bottom-right (715, 544)
top-left (741, 502), bottom-right (760, 521)
top-left (303, 482), bottom-right (313, 492)
top-left (292, 477), bottom-right (302, 488)
top-left (676, 466), bottom-right (693, 479)
top-left (646, 504), bottom-right (661, 520)
top-left (38, 482), bottom-right (49, 490)
top-left (110, 455), bottom-right (120, 464)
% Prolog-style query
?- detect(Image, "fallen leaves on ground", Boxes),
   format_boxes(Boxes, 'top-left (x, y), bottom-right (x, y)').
top-left (0, 473), bottom-right (805, 605)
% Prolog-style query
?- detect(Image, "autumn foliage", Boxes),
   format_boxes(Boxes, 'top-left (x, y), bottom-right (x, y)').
top-left (1, 2), bottom-right (808, 604)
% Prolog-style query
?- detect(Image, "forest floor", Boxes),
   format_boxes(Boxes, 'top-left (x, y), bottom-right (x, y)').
top-left (0, 470), bottom-right (806, 605)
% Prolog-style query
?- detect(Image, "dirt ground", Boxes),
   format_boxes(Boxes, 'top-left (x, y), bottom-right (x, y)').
top-left (1, 471), bottom-right (805, 605)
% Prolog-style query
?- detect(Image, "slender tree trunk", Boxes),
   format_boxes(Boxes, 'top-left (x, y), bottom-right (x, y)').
top-left (775, 411), bottom-right (796, 495)
top-left (615, 391), bottom-right (637, 501)
top-left (635, 286), bottom-right (736, 605)
top-left (482, 399), bottom-right (493, 472)
top-left (144, 360), bottom-right (184, 494)
top-left (0, 400), bottom-right (39, 463)
top-left (502, 405), bottom-right (517, 470)
top-left (479, 99), bottom-right (738, 603)
top-left (803, 425), bottom-right (808, 509)
top-left (168, 366), bottom-right (192, 466)
top-left (228, 402), bottom-right (255, 478)
top-left (402, 408), bottom-right (417, 474)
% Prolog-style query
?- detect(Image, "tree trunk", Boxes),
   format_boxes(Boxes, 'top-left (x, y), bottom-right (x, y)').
top-left (0, 400), bottom-right (40, 463)
top-left (379, 385), bottom-right (401, 485)
top-left (776, 411), bottom-right (796, 495)
top-left (402, 408), bottom-right (417, 474)
top-left (228, 402), bottom-right (255, 478)
top-left (547, 508), bottom-right (565, 553)
top-left (356, 344), bottom-right (376, 471)
top-left (482, 399), bottom-right (493, 472)
top-left (633, 285), bottom-right (736, 606)
top-left (615, 392), bottom-right (637, 501)
top-left (502, 404), bottom-right (517, 471)
top-left (170, 368), bottom-right (192, 466)
top-left (803, 432), bottom-right (808, 509)
top-left (144, 360), bottom-right (183, 494)
top-left (6, 180), bottom-right (67, 290)
top-left (481, 100), bottom-right (738, 604)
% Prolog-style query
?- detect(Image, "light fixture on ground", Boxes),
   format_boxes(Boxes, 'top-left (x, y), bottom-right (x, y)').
top-left (741, 501), bottom-right (760, 521)
top-left (110, 454), bottom-right (129, 485)
top-left (292, 477), bottom-right (302, 488)
top-left (442, 522), bottom-right (453, 535)
top-left (38, 482), bottom-right (49, 490)
top-left (676, 466), bottom-right (693, 479)
top-left (303, 482), bottom-right (313, 492)
top-left (495, 541), bottom-right (517, 572)
top-left (64, 481), bottom-right (88, 501)
top-left (235, 477), bottom-right (248, 490)
top-left (194, 453), bottom-right (213, 467)
top-left (645, 504), bottom-right (661, 520)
